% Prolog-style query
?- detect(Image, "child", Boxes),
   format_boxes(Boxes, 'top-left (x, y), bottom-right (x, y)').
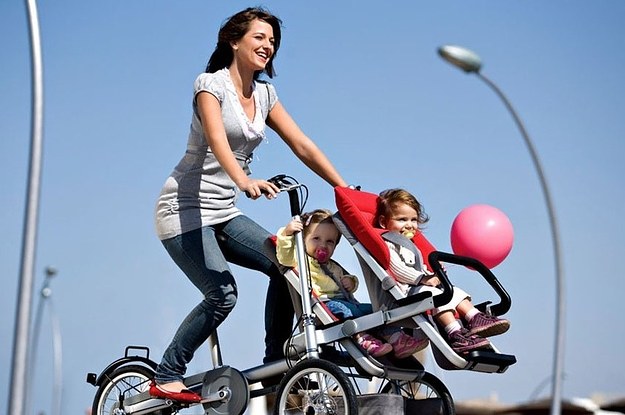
top-left (276, 209), bottom-right (427, 359)
top-left (375, 189), bottom-right (510, 354)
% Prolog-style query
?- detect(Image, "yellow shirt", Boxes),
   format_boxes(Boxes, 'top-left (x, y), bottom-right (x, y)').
top-left (275, 227), bottom-right (359, 298)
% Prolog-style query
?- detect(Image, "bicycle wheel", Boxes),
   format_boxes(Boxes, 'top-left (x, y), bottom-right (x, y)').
top-left (380, 371), bottom-right (454, 415)
top-left (91, 364), bottom-right (172, 415)
top-left (274, 359), bottom-right (358, 415)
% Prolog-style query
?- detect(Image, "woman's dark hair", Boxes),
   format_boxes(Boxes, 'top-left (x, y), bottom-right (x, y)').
top-left (206, 7), bottom-right (282, 79)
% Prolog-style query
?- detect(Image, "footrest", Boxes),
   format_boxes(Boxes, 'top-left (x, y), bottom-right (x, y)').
top-left (464, 350), bottom-right (517, 373)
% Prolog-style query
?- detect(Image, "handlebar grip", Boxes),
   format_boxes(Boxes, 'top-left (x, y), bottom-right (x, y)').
top-left (244, 174), bottom-right (291, 198)
top-left (245, 189), bottom-right (269, 198)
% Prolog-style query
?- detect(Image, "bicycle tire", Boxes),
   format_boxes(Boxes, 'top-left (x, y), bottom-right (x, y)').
top-left (380, 371), bottom-right (454, 415)
top-left (274, 358), bottom-right (358, 415)
top-left (91, 364), bottom-right (172, 415)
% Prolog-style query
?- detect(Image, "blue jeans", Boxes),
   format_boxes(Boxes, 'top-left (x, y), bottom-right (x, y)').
top-left (325, 298), bottom-right (401, 338)
top-left (155, 215), bottom-right (294, 383)
top-left (324, 298), bottom-right (372, 319)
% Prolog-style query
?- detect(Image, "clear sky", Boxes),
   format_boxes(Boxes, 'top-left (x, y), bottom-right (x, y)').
top-left (2, 1), bottom-right (625, 414)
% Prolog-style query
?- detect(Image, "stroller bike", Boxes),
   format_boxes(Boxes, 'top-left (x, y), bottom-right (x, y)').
top-left (87, 175), bottom-right (516, 415)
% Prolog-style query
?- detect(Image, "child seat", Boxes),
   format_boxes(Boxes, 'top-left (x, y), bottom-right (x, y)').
top-left (333, 186), bottom-right (516, 373)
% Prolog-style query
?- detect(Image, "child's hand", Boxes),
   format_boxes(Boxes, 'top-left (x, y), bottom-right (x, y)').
top-left (340, 276), bottom-right (356, 292)
top-left (421, 274), bottom-right (440, 287)
top-left (283, 218), bottom-right (303, 236)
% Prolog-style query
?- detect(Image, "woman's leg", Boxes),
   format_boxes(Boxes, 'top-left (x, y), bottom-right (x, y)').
top-left (218, 215), bottom-right (295, 362)
top-left (155, 227), bottom-right (237, 384)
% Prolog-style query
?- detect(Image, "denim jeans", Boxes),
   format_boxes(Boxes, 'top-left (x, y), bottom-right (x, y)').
top-left (324, 298), bottom-right (372, 320)
top-left (155, 214), bottom-right (294, 383)
top-left (325, 298), bottom-right (403, 338)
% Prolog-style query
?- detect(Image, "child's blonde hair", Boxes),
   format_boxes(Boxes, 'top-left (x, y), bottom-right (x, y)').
top-left (375, 188), bottom-right (429, 227)
top-left (300, 209), bottom-right (341, 243)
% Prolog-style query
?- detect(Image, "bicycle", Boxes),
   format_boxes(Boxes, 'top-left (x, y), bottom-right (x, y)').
top-left (87, 175), bottom-right (515, 415)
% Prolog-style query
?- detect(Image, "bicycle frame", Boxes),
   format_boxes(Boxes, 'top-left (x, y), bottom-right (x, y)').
top-left (87, 175), bottom-right (324, 415)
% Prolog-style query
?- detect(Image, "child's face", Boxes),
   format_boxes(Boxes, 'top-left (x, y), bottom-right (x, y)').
top-left (304, 222), bottom-right (339, 264)
top-left (379, 203), bottom-right (420, 238)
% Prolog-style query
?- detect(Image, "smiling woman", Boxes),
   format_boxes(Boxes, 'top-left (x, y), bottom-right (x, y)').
top-left (150, 7), bottom-right (347, 402)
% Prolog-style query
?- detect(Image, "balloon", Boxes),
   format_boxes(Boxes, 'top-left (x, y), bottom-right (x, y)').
top-left (450, 204), bottom-right (514, 269)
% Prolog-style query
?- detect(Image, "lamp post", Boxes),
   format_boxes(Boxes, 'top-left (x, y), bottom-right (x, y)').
top-left (437, 45), bottom-right (565, 415)
top-left (9, 0), bottom-right (44, 414)
top-left (27, 266), bottom-right (63, 415)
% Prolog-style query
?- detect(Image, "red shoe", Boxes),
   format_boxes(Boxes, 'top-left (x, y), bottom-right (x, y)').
top-left (149, 381), bottom-right (202, 403)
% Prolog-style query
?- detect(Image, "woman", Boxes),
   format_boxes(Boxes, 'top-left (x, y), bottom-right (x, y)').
top-left (150, 7), bottom-right (347, 403)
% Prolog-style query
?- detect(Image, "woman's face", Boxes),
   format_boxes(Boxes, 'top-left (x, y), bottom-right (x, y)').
top-left (231, 19), bottom-right (275, 72)
top-left (304, 222), bottom-right (339, 264)
top-left (379, 203), bottom-right (420, 238)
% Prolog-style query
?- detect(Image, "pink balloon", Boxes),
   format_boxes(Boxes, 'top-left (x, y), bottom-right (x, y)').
top-left (450, 204), bottom-right (514, 269)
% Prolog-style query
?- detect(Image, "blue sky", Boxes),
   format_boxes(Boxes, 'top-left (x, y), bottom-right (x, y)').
top-left (2, 1), bottom-right (625, 414)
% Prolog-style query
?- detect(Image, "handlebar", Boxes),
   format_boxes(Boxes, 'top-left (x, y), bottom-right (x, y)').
top-left (244, 174), bottom-right (301, 196)
top-left (428, 251), bottom-right (512, 315)
top-left (245, 174), bottom-right (307, 218)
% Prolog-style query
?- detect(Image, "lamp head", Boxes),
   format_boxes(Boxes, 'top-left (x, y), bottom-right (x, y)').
top-left (438, 45), bottom-right (482, 73)
top-left (45, 266), bottom-right (58, 278)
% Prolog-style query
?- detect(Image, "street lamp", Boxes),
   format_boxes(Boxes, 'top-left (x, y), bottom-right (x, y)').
top-left (9, 0), bottom-right (45, 414)
top-left (438, 44), bottom-right (566, 415)
top-left (27, 266), bottom-right (63, 415)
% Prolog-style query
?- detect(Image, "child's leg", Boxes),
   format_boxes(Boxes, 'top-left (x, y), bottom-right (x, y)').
top-left (456, 299), bottom-right (510, 338)
top-left (383, 328), bottom-right (429, 359)
top-left (434, 310), bottom-right (490, 354)
top-left (326, 300), bottom-right (392, 358)
top-left (355, 333), bottom-right (393, 357)
top-left (324, 299), bottom-right (354, 320)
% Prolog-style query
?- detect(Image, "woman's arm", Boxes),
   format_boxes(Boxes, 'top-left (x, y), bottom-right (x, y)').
top-left (197, 92), bottom-right (279, 199)
top-left (267, 101), bottom-right (347, 187)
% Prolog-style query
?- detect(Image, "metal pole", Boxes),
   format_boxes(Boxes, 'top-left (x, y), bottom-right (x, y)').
top-left (476, 72), bottom-right (566, 415)
top-left (27, 267), bottom-right (62, 415)
top-left (25, 277), bottom-right (46, 415)
top-left (9, 0), bottom-right (44, 414)
top-left (49, 297), bottom-right (63, 415)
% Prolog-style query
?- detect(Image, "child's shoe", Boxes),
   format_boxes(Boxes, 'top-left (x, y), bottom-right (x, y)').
top-left (387, 331), bottom-right (429, 359)
top-left (448, 328), bottom-right (490, 354)
top-left (357, 333), bottom-right (393, 357)
top-left (468, 312), bottom-right (510, 338)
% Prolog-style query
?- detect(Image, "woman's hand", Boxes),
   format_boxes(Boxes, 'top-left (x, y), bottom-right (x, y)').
top-left (283, 218), bottom-right (303, 236)
top-left (240, 178), bottom-right (280, 200)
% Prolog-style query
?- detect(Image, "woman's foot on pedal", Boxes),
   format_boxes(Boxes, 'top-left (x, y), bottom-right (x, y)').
top-left (387, 331), bottom-right (429, 359)
top-left (468, 312), bottom-right (510, 337)
top-left (357, 333), bottom-right (393, 357)
top-left (149, 381), bottom-right (202, 403)
top-left (448, 328), bottom-right (490, 354)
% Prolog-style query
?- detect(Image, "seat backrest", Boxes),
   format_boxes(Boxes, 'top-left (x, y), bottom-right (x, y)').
top-left (334, 186), bottom-right (437, 272)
